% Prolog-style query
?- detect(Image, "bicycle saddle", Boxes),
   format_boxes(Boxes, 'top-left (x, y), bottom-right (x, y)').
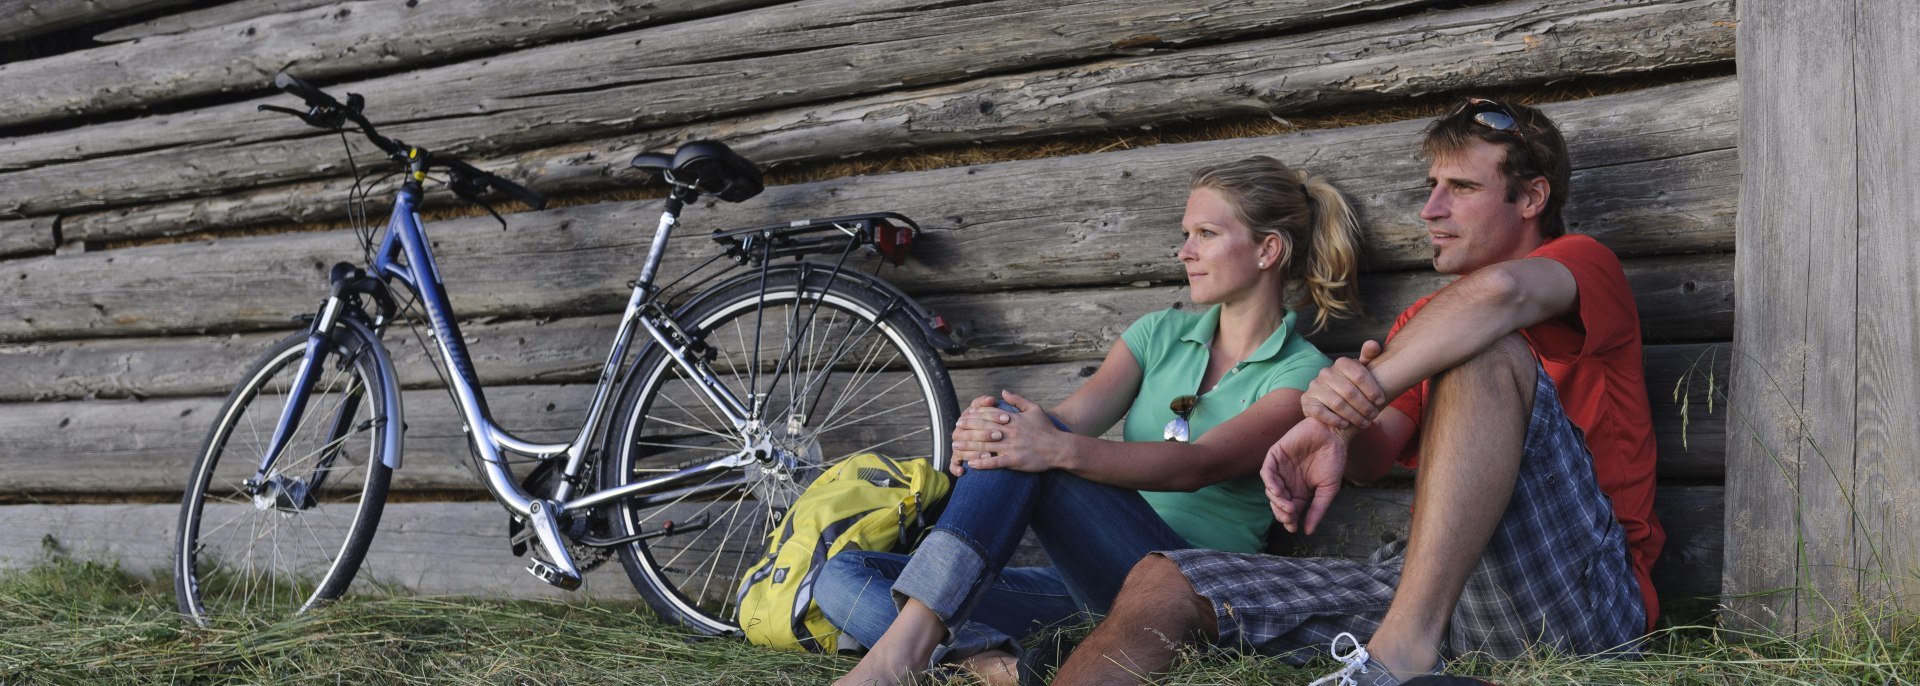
top-left (631, 140), bottom-right (764, 203)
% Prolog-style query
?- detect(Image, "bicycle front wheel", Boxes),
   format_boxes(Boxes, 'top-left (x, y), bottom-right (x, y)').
top-left (603, 269), bottom-right (956, 634)
top-left (174, 323), bottom-right (397, 625)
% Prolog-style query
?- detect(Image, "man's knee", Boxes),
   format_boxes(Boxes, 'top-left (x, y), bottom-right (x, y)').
top-left (1112, 554), bottom-right (1218, 641)
top-left (1430, 332), bottom-right (1535, 404)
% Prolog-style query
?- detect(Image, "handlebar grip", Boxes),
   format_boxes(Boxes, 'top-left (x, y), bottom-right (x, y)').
top-left (490, 175), bottom-right (547, 210)
top-left (273, 71), bottom-right (339, 108)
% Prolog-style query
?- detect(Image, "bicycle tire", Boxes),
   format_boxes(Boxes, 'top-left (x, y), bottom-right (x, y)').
top-left (602, 269), bottom-right (956, 634)
top-left (174, 322), bottom-right (397, 625)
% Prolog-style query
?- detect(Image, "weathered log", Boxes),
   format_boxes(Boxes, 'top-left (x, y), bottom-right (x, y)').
top-left (1, 0), bottom-right (790, 129)
top-left (0, 0), bottom-right (194, 43)
top-left (61, 0), bottom-right (1740, 243)
top-left (0, 0), bottom-right (1441, 212)
top-left (0, 216), bottom-right (55, 257)
top-left (92, 0), bottom-right (394, 41)
top-left (0, 332), bottom-right (1736, 495)
top-left (62, 67), bottom-right (1739, 250)
top-left (0, 486), bottom-right (1726, 603)
top-left (0, 362), bottom-right (1104, 494)
top-left (1270, 486), bottom-right (1726, 619)
top-left (0, 333), bottom-right (1731, 488)
top-left (3, 84), bottom-right (1737, 342)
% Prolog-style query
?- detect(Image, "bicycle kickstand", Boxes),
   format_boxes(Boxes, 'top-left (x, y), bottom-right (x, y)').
top-left (523, 499), bottom-right (584, 590)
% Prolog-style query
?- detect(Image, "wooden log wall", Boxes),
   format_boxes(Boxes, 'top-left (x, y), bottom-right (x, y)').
top-left (1727, 0), bottom-right (1920, 631)
top-left (1, 0), bottom-right (1738, 622)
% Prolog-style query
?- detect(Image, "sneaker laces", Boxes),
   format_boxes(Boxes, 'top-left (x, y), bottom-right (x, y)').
top-left (1307, 632), bottom-right (1374, 686)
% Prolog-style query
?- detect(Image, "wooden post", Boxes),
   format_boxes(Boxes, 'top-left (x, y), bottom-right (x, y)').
top-left (1727, 0), bottom-right (1920, 632)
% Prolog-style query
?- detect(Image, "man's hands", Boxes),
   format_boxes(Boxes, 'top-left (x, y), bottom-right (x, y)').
top-left (1301, 340), bottom-right (1387, 430)
top-left (1261, 418), bottom-right (1354, 534)
top-left (948, 391), bottom-right (1068, 476)
top-left (1264, 340), bottom-right (1388, 534)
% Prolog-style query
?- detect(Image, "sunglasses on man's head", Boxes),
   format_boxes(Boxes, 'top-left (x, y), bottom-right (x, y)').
top-left (1451, 97), bottom-right (1542, 175)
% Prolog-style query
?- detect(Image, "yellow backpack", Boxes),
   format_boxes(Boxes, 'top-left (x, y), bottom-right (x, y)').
top-left (736, 452), bottom-right (951, 653)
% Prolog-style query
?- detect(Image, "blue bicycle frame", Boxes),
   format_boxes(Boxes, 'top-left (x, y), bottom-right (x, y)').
top-left (249, 177), bottom-right (763, 584)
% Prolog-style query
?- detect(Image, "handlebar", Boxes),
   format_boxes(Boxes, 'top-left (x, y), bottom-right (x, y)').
top-left (260, 71), bottom-right (547, 211)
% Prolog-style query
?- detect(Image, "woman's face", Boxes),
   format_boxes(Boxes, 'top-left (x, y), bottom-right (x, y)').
top-left (1178, 187), bottom-right (1270, 306)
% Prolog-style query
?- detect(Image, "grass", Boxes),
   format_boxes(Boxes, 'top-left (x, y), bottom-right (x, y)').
top-left (3, 556), bottom-right (1915, 685)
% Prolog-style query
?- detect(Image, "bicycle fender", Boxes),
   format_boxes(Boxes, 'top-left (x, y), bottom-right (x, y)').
top-left (678, 265), bottom-right (969, 355)
top-left (341, 317), bottom-right (405, 470)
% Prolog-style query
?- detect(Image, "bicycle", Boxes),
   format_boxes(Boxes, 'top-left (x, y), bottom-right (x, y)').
top-left (173, 72), bottom-right (962, 635)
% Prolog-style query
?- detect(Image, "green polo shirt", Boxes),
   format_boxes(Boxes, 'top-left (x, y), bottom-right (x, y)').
top-left (1119, 306), bottom-right (1329, 553)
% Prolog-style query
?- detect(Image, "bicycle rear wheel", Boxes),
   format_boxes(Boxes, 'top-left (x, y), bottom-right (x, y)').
top-left (174, 322), bottom-right (397, 625)
top-left (602, 269), bottom-right (956, 634)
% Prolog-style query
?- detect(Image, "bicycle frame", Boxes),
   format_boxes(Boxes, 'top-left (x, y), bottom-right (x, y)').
top-left (252, 180), bottom-right (757, 532)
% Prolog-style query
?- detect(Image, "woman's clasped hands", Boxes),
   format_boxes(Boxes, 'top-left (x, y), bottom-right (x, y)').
top-left (947, 391), bottom-right (1067, 476)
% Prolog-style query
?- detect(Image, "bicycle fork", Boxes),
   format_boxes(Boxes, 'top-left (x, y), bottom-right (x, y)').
top-left (247, 265), bottom-right (399, 511)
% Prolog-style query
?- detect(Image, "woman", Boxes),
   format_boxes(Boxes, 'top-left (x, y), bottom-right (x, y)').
top-left (821, 156), bottom-right (1365, 686)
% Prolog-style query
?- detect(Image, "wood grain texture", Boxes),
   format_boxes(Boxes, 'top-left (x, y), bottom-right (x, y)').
top-left (1849, 0), bottom-right (1920, 619)
top-left (0, 339), bottom-right (1731, 498)
top-left (0, 0), bottom-right (195, 42)
top-left (0, 257), bottom-right (1733, 400)
top-left (0, 338), bottom-right (1732, 496)
top-left (49, 0), bottom-right (1735, 239)
top-left (1, 486), bottom-right (1725, 603)
top-left (1725, 0), bottom-right (1857, 632)
top-left (0, 362), bottom-right (1102, 494)
top-left (3, 80), bottom-right (1738, 343)
top-left (63, 71), bottom-right (1739, 249)
top-left (0, 216), bottom-right (55, 257)
top-left (0, 0), bottom-right (1439, 215)
top-left (0, 0), bottom-right (789, 128)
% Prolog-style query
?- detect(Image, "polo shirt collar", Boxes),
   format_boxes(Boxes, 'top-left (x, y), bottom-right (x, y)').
top-left (1177, 306), bottom-right (1300, 366)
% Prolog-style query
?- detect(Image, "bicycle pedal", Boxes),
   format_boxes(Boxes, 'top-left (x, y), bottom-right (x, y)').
top-left (527, 558), bottom-right (582, 591)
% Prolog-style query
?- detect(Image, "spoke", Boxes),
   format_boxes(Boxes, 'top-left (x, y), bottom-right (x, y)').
top-left (664, 363), bottom-right (739, 439)
top-left (815, 373), bottom-right (920, 435)
top-left (625, 441), bottom-right (735, 453)
top-left (828, 425), bottom-right (936, 462)
top-left (783, 307), bottom-right (865, 424)
top-left (818, 332), bottom-right (894, 427)
top-left (688, 489), bottom-right (759, 606)
top-left (636, 414), bottom-right (739, 443)
top-left (661, 484), bottom-right (751, 571)
top-left (624, 469), bottom-right (734, 529)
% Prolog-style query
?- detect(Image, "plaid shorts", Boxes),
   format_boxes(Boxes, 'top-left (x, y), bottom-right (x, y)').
top-left (1160, 366), bottom-right (1645, 662)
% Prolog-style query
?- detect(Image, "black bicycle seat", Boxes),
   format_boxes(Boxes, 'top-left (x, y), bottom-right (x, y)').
top-left (630, 140), bottom-right (763, 203)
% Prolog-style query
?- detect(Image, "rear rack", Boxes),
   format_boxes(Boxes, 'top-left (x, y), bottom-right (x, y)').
top-left (712, 212), bottom-right (919, 265)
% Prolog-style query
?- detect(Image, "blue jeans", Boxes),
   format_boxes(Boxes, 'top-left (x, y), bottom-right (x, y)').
top-left (813, 404), bottom-right (1189, 661)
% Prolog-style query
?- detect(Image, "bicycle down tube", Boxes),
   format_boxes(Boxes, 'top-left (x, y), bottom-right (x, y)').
top-left (338, 180), bottom-right (758, 520)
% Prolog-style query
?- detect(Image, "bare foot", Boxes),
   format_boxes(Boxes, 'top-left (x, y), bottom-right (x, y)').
top-left (832, 600), bottom-right (947, 686)
top-left (832, 649), bottom-right (921, 686)
top-left (957, 649), bottom-right (1019, 686)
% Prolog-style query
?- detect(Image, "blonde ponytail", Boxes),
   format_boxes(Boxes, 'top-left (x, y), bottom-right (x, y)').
top-left (1294, 171), bottom-right (1364, 333)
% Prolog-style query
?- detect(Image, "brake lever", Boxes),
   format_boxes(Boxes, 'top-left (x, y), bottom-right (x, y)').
top-left (258, 103), bottom-right (347, 130)
top-left (447, 170), bottom-right (510, 229)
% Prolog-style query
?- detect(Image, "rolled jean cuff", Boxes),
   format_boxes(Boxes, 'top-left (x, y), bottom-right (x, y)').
top-left (892, 527), bottom-right (994, 624)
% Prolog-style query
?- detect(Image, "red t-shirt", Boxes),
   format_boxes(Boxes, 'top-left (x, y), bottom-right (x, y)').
top-left (1384, 234), bottom-right (1664, 630)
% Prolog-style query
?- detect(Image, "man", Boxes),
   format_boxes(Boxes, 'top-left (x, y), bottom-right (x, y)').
top-left (1047, 99), bottom-right (1664, 686)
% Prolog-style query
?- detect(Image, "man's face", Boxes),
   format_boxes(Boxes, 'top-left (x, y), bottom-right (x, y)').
top-left (1420, 139), bottom-right (1542, 275)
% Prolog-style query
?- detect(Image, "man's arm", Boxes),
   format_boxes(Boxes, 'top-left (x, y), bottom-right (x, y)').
top-left (1305, 256), bottom-right (1579, 431)
top-left (1269, 256), bottom-right (1580, 529)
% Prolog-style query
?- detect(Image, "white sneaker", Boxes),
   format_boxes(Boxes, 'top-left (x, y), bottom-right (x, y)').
top-left (1306, 633), bottom-right (1406, 686)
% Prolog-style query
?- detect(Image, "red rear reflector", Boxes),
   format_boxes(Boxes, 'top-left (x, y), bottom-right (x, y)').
top-left (875, 220), bottom-right (913, 265)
